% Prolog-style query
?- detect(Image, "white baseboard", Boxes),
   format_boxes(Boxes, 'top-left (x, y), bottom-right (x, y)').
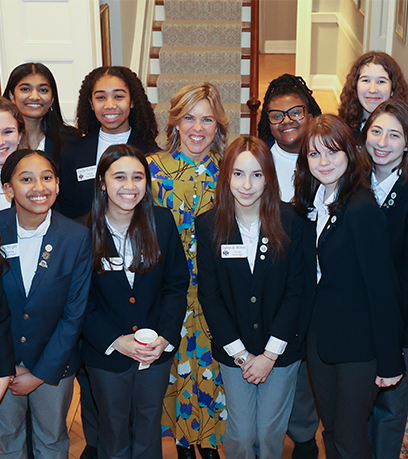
top-left (310, 74), bottom-right (342, 102)
top-left (263, 40), bottom-right (296, 54)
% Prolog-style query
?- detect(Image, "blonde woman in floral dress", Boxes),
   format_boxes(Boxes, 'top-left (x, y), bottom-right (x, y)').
top-left (148, 83), bottom-right (229, 459)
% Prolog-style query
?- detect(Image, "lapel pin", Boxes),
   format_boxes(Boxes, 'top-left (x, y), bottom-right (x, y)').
top-left (260, 254), bottom-right (265, 260)
top-left (330, 216), bottom-right (337, 223)
top-left (260, 245), bottom-right (267, 253)
top-left (388, 199), bottom-right (394, 207)
top-left (262, 237), bottom-right (269, 244)
top-left (39, 260), bottom-right (48, 268)
top-left (45, 244), bottom-right (53, 252)
top-left (42, 252), bottom-right (50, 260)
top-left (391, 192), bottom-right (397, 199)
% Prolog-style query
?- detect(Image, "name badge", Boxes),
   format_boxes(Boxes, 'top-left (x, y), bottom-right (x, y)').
top-left (221, 244), bottom-right (247, 258)
top-left (102, 257), bottom-right (123, 271)
top-left (76, 165), bottom-right (97, 182)
top-left (1, 243), bottom-right (19, 258)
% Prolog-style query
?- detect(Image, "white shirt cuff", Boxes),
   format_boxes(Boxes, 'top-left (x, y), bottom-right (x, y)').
top-left (164, 344), bottom-right (174, 352)
top-left (265, 336), bottom-right (287, 355)
top-left (105, 336), bottom-right (123, 355)
top-left (223, 339), bottom-right (246, 357)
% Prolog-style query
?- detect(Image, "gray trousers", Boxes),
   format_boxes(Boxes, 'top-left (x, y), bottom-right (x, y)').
top-left (370, 349), bottom-right (408, 459)
top-left (0, 374), bottom-right (74, 459)
top-left (220, 360), bottom-right (301, 459)
top-left (87, 359), bottom-right (172, 459)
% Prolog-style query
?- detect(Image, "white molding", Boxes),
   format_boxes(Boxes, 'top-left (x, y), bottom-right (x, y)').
top-left (264, 40), bottom-right (296, 54)
top-left (310, 74), bottom-right (342, 102)
top-left (90, 0), bottom-right (102, 69)
top-left (295, 0), bottom-right (312, 84)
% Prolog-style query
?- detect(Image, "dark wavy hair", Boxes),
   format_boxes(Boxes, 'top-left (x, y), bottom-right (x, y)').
top-left (2, 62), bottom-right (79, 163)
top-left (76, 66), bottom-right (158, 152)
top-left (359, 100), bottom-right (408, 183)
top-left (213, 136), bottom-right (288, 257)
top-left (294, 114), bottom-right (371, 218)
top-left (1, 149), bottom-right (58, 186)
top-left (258, 74), bottom-right (322, 141)
top-left (338, 51), bottom-right (408, 132)
top-left (91, 144), bottom-right (162, 274)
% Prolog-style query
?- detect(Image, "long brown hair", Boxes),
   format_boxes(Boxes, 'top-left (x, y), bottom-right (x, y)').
top-left (338, 51), bottom-right (408, 132)
top-left (359, 100), bottom-right (408, 183)
top-left (213, 136), bottom-right (287, 257)
top-left (91, 144), bottom-right (162, 274)
top-left (294, 114), bottom-right (371, 218)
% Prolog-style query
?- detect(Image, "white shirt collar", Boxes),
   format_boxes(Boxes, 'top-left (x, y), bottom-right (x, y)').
top-left (371, 169), bottom-right (400, 206)
top-left (17, 209), bottom-right (52, 239)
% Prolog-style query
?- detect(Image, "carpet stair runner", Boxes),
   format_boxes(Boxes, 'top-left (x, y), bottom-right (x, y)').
top-left (150, 0), bottom-right (249, 148)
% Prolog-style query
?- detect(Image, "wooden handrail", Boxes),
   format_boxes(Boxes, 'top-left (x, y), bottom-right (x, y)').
top-left (247, 0), bottom-right (261, 136)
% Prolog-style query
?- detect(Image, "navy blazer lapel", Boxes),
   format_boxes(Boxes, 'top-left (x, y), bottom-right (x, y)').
top-left (317, 212), bottom-right (340, 250)
top-left (1, 209), bottom-right (25, 298)
top-left (381, 174), bottom-right (407, 214)
top-left (251, 230), bottom-right (271, 289)
top-left (27, 213), bottom-right (60, 299)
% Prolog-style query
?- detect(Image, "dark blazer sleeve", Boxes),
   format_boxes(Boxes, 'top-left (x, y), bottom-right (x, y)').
top-left (0, 276), bottom-right (14, 377)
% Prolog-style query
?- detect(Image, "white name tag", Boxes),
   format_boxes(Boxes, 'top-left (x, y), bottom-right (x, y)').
top-left (102, 257), bottom-right (123, 271)
top-left (221, 244), bottom-right (247, 258)
top-left (76, 165), bottom-right (97, 182)
top-left (1, 243), bottom-right (19, 258)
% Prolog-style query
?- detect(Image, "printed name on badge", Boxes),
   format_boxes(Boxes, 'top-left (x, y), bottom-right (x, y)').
top-left (221, 244), bottom-right (247, 258)
top-left (1, 243), bottom-right (19, 258)
top-left (76, 165), bottom-right (97, 182)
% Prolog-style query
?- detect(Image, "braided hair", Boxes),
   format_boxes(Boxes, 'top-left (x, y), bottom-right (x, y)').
top-left (258, 74), bottom-right (321, 141)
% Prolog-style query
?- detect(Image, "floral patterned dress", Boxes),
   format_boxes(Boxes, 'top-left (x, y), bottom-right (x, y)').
top-left (147, 150), bottom-right (227, 448)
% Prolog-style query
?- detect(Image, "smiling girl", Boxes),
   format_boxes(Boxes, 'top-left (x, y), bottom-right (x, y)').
top-left (0, 97), bottom-right (24, 209)
top-left (294, 114), bottom-right (405, 458)
top-left (0, 149), bottom-right (92, 457)
top-left (59, 66), bottom-right (158, 220)
top-left (196, 136), bottom-right (304, 459)
top-left (80, 144), bottom-right (189, 458)
top-left (3, 63), bottom-right (79, 163)
top-left (359, 100), bottom-right (408, 458)
top-left (338, 51), bottom-right (408, 138)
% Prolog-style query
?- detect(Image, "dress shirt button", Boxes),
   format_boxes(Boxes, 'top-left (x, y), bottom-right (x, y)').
top-left (23, 314), bottom-right (29, 320)
top-left (20, 336), bottom-right (27, 343)
top-left (132, 326), bottom-right (138, 332)
top-left (253, 323), bottom-right (259, 329)
top-left (129, 297), bottom-right (136, 304)
top-left (250, 296), bottom-right (257, 303)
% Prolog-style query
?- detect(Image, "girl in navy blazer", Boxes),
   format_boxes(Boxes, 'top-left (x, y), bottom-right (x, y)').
top-left (59, 66), bottom-right (159, 219)
top-left (81, 144), bottom-right (189, 459)
top-left (359, 100), bottom-right (408, 458)
top-left (0, 149), bottom-right (92, 457)
top-left (196, 136), bottom-right (304, 459)
top-left (294, 114), bottom-right (405, 459)
top-left (3, 62), bottom-right (80, 163)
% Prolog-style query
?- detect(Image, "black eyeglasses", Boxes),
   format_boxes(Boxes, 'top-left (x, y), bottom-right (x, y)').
top-left (267, 105), bottom-right (306, 125)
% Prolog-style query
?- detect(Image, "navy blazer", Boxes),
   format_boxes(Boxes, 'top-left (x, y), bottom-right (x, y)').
top-left (0, 209), bottom-right (92, 385)
top-left (58, 131), bottom-right (159, 219)
top-left (301, 188), bottom-right (405, 378)
top-left (81, 206), bottom-right (189, 373)
top-left (378, 173), bottom-right (408, 347)
top-left (196, 203), bottom-right (304, 368)
top-left (0, 276), bottom-right (14, 377)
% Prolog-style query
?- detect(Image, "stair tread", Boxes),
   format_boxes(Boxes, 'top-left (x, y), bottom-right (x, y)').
top-left (148, 74), bottom-right (250, 87)
top-left (153, 20), bottom-right (250, 32)
top-left (150, 46), bottom-right (250, 58)
top-left (155, 0), bottom-right (251, 5)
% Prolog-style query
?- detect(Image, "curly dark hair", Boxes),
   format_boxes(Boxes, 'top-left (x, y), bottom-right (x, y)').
top-left (76, 66), bottom-right (158, 151)
top-left (2, 62), bottom-right (79, 163)
top-left (257, 74), bottom-right (322, 141)
top-left (338, 51), bottom-right (408, 132)
top-left (294, 114), bottom-right (371, 219)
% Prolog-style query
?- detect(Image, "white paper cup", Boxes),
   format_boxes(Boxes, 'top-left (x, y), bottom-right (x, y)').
top-left (134, 328), bottom-right (158, 346)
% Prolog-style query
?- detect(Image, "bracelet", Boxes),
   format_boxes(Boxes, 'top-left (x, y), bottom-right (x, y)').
top-left (263, 352), bottom-right (277, 362)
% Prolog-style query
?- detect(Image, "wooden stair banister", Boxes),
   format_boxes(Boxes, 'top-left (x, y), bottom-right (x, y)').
top-left (247, 0), bottom-right (261, 136)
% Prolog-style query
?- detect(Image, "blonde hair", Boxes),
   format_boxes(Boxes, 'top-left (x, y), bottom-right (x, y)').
top-left (165, 82), bottom-right (229, 156)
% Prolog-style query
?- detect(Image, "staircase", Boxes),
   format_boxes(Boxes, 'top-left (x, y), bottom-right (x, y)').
top-left (147, 0), bottom-right (252, 148)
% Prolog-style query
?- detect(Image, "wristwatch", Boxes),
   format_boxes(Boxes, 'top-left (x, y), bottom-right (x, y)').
top-left (234, 350), bottom-right (249, 367)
